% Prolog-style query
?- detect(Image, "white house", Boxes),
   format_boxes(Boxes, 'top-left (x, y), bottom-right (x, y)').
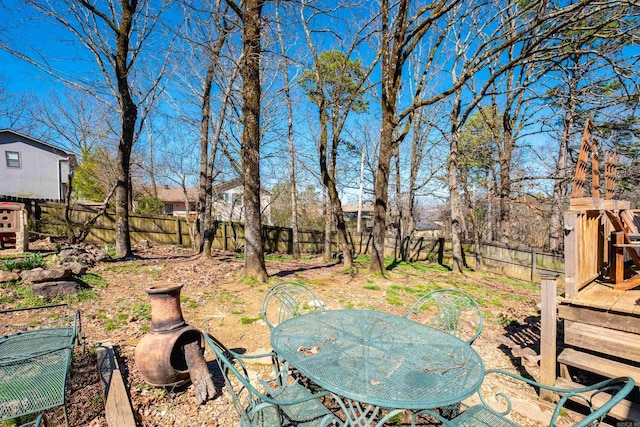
top-left (0, 129), bottom-right (76, 200)
top-left (154, 178), bottom-right (272, 224)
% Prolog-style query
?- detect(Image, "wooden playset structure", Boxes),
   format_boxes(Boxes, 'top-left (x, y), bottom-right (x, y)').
top-left (0, 202), bottom-right (28, 252)
top-left (544, 119), bottom-right (640, 421)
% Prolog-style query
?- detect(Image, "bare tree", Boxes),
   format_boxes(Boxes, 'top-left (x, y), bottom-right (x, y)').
top-left (300, 3), bottom-right (376, 269)
top-left (1, 0), bottom-right (171, 258)
top-left (275, 1), bottom-right (301, 259)
top-left (225, 0), bottom-right (268, 281)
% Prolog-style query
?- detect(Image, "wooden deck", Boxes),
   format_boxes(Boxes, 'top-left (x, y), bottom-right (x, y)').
top-left (556, 280), bottom-right (640, 422)
top-left (560, 281), bottom-right (640, 313)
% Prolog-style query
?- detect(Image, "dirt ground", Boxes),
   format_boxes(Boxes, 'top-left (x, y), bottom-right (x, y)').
top-left (3, 242), bottom-right (576, 427)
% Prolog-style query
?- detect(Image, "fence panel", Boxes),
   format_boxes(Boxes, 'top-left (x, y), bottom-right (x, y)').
top-left (34, 204), bottom-right (564, 283)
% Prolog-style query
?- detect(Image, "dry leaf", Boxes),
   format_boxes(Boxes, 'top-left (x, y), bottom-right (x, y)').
top-left (370, 379), bottom-right (381, 385)
top-left (305, 346), bottom-right (319, 355)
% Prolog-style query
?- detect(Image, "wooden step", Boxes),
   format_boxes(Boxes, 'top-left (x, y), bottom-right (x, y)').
top-left (564, 322), bottom-right (640, 363)
top-left (555, 377), bottom-right (640, 422)
top-left (558, 348), bottom-right (640, 384)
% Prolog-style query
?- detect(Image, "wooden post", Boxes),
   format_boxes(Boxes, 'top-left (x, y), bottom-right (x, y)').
top-left (540, 272), bottom-right (558, 402)
top-left (563, 212), bottom-right (579, 299)
top-left (530, 248), bottom-right (537, 283)
top-left (223, 222), bottom-right (228, 251)
top-left (611, 231), bottom-right (625, 284)
top-left (175, 217), bottom-right (182, 246)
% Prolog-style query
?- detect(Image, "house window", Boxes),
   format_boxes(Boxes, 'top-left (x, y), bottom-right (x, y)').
top-left (165, 204), bottom-right (174, 215)
top-left (189, 204), bottom-right (196, 212)
top-left (5, 151), bottom-right (20, 168)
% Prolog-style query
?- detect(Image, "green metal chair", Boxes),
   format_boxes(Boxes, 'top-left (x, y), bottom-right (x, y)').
top-left (261, 282), bottom-right (324, 331)
top-left (405, 288), bottom-right (483, 345)
top-left (411, 370), bottom-right (635, 427)
top-left (0, 304), bottom-right (81, 427)
top-left (204, 333), bottom-right (342, 427)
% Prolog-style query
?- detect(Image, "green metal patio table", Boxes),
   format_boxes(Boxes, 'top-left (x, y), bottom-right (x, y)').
top-left (270, 309), bottom-right (484, 427)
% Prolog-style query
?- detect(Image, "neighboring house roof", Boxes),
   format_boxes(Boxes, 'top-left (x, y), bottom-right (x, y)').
top-left (155, 179), bottom-right (272, 204)
top-left (156, 186), bottom-right (198, 203)
top-left (415, 220), bottom-right (442, 231)
top-left (212, 178), bottom-right (243, 193)
top-left (0, 129), bottom-right (77, 164)
top-left (342, 202), bottom-right (374, 214)
top-left (212, 178), bottom-right (272, 196)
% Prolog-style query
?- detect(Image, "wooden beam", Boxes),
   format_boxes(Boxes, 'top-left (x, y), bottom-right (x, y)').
top-left (539, 273), bottom-right (558, 402)
top-left (614, 275), bottom-right (640, 291)
top-left (611, 232), bottom-right (625, 284)
top-left (571, 119), bottom-right (593, 199)
top-left (558, 305), bottom-right (639, 334)
top-left (591, 136), bottom-right (600, 199)
top-left (558, 348), bottom-right (640, 385)
top-left (605, 211), bottom-right (640, 268)
top-left (555, 377), bottom-right (640, 422)
top-left (564, 322), bottom-right (640, 363)
top-left (563, 213), bottom-right (579, 299)
top-left (96, 340), bottom-right (137, 427)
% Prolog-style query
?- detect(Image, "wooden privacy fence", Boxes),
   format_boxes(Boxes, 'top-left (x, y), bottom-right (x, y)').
top-left (39, 205), bottom-right (564, 284)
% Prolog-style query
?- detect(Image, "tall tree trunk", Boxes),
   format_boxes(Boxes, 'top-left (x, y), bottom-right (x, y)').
top-left (198, 56), bottom-right (216, 254)
top-left (394, 146), bottom-right (406, 261)
top-left (321, 137), bottom-right (353, 268)
top-left (549, 109), bottom-right (575, 251)
top-left (549, 69), bottom-right (578, 252)
top-left (275, 4), bottom-right (300, 260)
top-left (203, 69), bottom-right (237, 257)
top-left (323, 187), bottom-right (332, 262)
top-left (498, 118), bottom-right (514, 243)
top-left (197, 22), bottom-right (228, 255)
top-left (240, 0), bottom-right (267, 281)
top-left (449, 91), bottom-right (464, 273)
top-left (114, 2), bottom-right (137, 259)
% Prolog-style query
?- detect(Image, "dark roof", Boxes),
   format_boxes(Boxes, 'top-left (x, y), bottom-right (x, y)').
top-left (0, 129), bottom-right (77, 163)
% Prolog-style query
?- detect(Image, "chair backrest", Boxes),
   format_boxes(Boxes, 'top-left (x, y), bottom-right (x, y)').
top-left (558, 376), bottom-right (635, 427)
top-left (482, 370), bottom-right (635, 427)
top-left (261, 282), bottom-right (324, 330)
top-left (204, 334), bottom-right (280, 426)
top-left (404, 288), bottom-right (483, 344)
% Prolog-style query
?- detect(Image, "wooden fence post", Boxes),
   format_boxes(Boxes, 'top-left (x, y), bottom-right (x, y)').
top-left (223, 222), bottom-right (228, 251)
top-left (540, 272), bottom-right (558, 401)
top-left (530, 248), bottom-right (537, 283)
top-left (175, 217), bottom-right (182, 246)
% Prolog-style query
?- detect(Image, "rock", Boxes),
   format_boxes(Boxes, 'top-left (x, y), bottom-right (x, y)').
top-left (0, 270), bottom-right (20, 283)
top-left (20, 268), bottom-right (72, 284)
top-left (496, 335), bottom-right (517, 349)
top-left (137, 240), bottom-right (150, 249)
top-left (32, 280), bottom-right (78, 297)
top-left (96, 253), bottom-right (111, 262)
top-left (58, 262), bottom-right (88, 276)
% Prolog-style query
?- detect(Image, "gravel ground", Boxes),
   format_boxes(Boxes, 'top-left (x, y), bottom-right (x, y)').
top-left (2, 242), bottom-right (572, 426)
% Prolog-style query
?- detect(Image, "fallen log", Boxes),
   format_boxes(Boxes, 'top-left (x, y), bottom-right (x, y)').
top-left (184, 340), bottom-right (216, 404)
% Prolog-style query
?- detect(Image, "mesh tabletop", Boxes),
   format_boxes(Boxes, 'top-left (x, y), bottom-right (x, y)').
top-left (0, 328), bottom-right (74, 421)
top-left (270, 310), bottom-right (484, 410)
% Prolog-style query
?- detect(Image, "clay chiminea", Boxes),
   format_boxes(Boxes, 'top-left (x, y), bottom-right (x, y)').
top-left (135, 284), bottom-right (204, 386)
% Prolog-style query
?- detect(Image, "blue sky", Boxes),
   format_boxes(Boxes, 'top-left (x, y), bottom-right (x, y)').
top-left (1, 1), bottom-right (638, 207)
